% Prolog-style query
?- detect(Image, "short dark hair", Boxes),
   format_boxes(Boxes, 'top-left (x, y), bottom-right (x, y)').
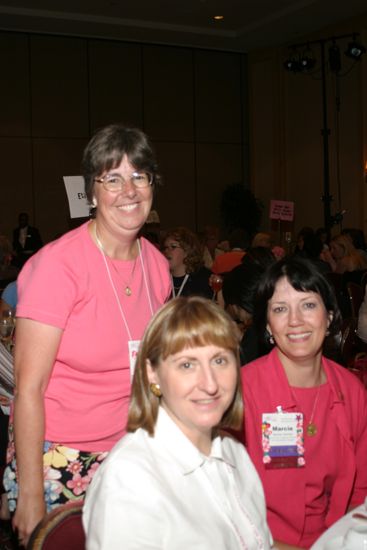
top-left (82, 124), bottom-right (160, 203)
top-left (254, 256), bottom-right (342, 342)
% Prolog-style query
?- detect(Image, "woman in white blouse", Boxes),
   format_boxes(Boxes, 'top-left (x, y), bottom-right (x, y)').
top-left (83, 296), bottom-right (274, 550)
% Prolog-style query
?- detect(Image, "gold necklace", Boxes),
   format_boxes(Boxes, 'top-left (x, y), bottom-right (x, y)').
top-left (290, 374), bottom-right (323, 437)
top-left (94, 225), bottom-right (138, 296)
top-left (306, 384), bottom-right (321, 437)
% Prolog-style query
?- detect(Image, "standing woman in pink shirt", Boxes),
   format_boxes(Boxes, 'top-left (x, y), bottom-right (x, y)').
top-left (4, 124), bottom-right (170, 546)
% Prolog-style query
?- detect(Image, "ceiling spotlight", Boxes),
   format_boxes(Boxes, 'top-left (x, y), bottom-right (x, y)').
top-left (345, 40), bottom-right (366, 60)
top-left (299, 47), bottom-right (316, 71)
top-left (213, 15), bottom-right (224, 21)
top-left (284, 51), bottom-right (301, 72)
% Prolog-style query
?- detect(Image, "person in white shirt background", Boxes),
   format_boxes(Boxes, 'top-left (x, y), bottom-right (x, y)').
top-left (83, 296), bottom-right (274, 550)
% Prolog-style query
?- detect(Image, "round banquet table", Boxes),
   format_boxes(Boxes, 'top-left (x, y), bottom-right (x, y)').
top-left (310, 502), bottom-right (367, 549)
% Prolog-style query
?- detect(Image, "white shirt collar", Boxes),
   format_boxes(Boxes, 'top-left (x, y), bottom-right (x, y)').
top-left (153, 406), bottom-right (236, 475)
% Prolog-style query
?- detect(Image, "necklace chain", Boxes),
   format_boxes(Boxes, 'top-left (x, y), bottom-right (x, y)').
top-left (94, 226), bottom-right (138, 296)
top-left (93, 222), bottom-right (154, 340)
top-left (290, 374), bottom-right (323, 437)
top-left (306, 384), bottom-right (321, 437)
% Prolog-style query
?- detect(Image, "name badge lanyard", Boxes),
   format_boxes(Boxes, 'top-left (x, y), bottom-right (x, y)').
top-left (171, 273), bottom-right (189, 298)
top-left (96, 237), bottom-right (154, 377)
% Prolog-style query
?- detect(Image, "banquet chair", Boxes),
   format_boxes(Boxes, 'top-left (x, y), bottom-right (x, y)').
top-left (26, 501), bottom-right (85, 550)
top-left (346, 281), bottom-right (364, 319)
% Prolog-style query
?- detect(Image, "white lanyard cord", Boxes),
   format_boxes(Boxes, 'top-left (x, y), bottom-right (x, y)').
top-left (171, 273), bottom-right (189, 298)
top-left (97, 245), bottom-right (133, 340)
top-left (139, 240), bottom-right (154, 316)
top-left (95, 230), bottom-right (154, 339)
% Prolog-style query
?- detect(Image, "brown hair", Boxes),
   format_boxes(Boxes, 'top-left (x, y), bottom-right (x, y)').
top-left (82, 123), bottom-right (160, 204)
top-left (127, 296), bottom-right (243, 435)
top-left (164, 227), bottom-right (204, 273)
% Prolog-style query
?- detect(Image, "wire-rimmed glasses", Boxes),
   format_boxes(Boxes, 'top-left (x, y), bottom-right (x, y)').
top-left (95, 172), bottom-right (153, 193)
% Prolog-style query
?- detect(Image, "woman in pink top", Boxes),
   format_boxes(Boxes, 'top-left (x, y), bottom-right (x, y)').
top-left (241, 257), bottom-right (367, 549)
top-left (4, 124), bottom-right (170, 546)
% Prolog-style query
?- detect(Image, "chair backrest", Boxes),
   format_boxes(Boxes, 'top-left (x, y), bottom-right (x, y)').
top-left (346, 281), bottom-right (364, 318)
top-left (27, 501), bottom-right (85, 550)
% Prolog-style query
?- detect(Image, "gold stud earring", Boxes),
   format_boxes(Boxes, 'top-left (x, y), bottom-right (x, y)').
top-left (150, 383), bottom-right (162, 398)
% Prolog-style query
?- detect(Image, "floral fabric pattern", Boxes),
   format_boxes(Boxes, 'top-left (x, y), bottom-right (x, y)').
top-left (3, 427), bottom-right (107, 513)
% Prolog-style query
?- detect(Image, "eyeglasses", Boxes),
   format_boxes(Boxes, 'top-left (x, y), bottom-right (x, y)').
top-left (163, 244), bottom-right (182, 251)
top-left (95, 172), bottom-right (153, 192)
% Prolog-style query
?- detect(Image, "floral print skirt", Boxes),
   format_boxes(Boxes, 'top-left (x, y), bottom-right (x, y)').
top-left (3, 426), bottom-right (108, 513)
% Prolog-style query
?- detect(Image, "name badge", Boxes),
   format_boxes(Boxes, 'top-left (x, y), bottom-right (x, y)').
top-left (262, 411), bottom-right (305, 469)
top-left (128, 339), bottom-right (141, 382)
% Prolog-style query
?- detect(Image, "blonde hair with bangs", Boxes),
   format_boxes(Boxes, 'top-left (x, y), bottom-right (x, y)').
top-left (127, 296), bottom-right (243, 436)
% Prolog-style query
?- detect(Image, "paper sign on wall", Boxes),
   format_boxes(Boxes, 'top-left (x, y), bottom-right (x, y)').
top-left (63, 176), bottom-right (90, 219)
top-left (270, 200), bottom-right (294, 222)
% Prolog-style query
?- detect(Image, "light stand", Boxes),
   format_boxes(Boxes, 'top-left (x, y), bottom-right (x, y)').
top-left (284, 33), bottom-right (365, 235)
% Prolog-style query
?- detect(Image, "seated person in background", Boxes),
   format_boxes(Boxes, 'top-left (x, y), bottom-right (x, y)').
top-left (325, 234), bottom-right (367, 274)
top-left (251, 232), bottom-right (272, 248)
top-left (0, 282), bottom-right (16, 520)
top-left (12, 212), bottom-right (43, 268)
top-left (83, 296), bottom-right (274, 550)
top-left (222, 247), bottom-right (275, 364)
top-left (211, 228), bottom-right (248, 274)
top-left (293, 226), bottom-right (314, 256)
top-left (0, 281), bottom-right (17, 316)
top-left (0, 237), bottom-right (18, 288)
top-left (315, 227), bottom-right (329, 251)
top-left (294, 233), bottom-right (330, 275)
top-left (342, 227), bottom-right (367, 261)
top-left (163, 226), bottom-right (213, 299)
top-left (357, 286), bottom-right (367, 343)
top-left (203, 225), bottom-right (224, 263)
top-left (242, 257), bottom-right (367, 549)
top-left (251, 232), bottom-right (285, 260)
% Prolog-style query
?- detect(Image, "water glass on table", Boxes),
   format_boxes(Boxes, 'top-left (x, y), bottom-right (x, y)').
top-left (0, 309), bottom-right (15, 351)
top-left (209, 274), bottom-right (223, 302)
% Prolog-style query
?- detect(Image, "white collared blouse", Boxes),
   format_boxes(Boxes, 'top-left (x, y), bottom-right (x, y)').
top-left (83, 407), bottom-right (272, 549)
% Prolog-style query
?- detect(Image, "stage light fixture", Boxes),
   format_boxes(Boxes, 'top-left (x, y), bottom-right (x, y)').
top-left (284, 50), bottom-right (302, 72)
top-left (299, 47), bottom-right (316, 71)
top-left (345, 40), bottom-right (366, 60)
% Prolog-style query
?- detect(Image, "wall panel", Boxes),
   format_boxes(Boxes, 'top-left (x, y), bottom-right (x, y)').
top-left (143, 46), bottom-right (194, 142)
top-left (0, 138), bottom-right (32, 237)
top-left (88, 41), bottom-right (143, 132)
top-left (0, 33), bottom-right (30, 136)
top-left (152, 141), bottom-right (196, 230)
top-left (32, 138), bottom-right (87, 242)
top-left (195, 51), bottom-right (242, 144)
top-left (30, 36), bottom-right (89, 137)
top-left (196, 143), bottom-right (243, 230)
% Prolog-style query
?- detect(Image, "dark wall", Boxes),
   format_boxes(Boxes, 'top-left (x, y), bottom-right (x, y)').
top-left (0, 32), bottom-right (248, 243)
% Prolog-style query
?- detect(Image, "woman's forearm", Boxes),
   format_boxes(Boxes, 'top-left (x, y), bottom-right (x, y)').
top-left (12, 389), bottom-right (47, 545)
top-left (13, 389), bottom-right (45, 500)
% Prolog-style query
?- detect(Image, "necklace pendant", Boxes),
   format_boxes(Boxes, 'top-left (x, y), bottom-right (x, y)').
top-left (306, 422), bottom-right (317, 437)
top-left (125, 286), bottom-right (132, 297)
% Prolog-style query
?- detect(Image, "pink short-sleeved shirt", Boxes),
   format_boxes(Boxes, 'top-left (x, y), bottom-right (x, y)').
top-left (17, 222), bottom-right (170, 452)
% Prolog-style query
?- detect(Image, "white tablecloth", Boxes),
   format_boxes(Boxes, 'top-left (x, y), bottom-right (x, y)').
top-left (311, 504), bottom-right (367, 549)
